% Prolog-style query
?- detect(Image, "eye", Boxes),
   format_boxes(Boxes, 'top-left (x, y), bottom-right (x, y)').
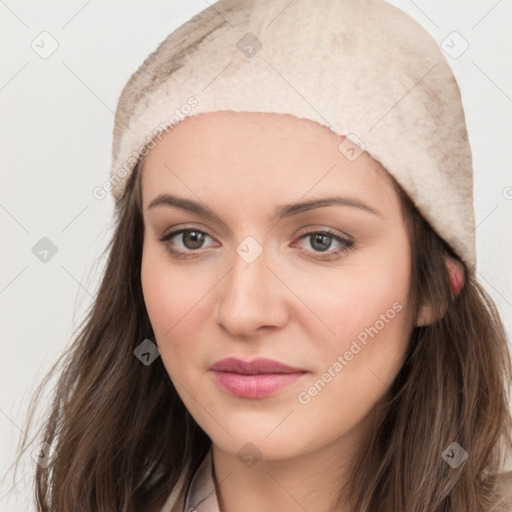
top-left (159, 228), bottom-right (217, 258)
top-left (158, 227), bottom-right (355, 260)
top-left (292, 229), bottom-right (355, 260)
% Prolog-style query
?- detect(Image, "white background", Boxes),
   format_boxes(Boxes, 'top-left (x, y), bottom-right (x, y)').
top-left (1, 1), bottom-right (511, 510)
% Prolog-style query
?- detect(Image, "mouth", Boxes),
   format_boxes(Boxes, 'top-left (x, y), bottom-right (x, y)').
top-left (209, 357), bottom-right (308, 399)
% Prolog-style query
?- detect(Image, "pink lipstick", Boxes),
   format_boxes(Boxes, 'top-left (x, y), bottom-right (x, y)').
top-left (209, 357), bottom-right (308, 399)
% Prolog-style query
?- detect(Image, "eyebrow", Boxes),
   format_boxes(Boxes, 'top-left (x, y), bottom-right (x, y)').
top-left (147, 193), bottom-right (382, 227)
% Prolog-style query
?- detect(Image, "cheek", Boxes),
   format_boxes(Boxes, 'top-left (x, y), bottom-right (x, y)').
top-left (296, 275), bottom-right (410, 384)
top-left (291, 288), bottom-right (411, 443)
top-left (141, 255), bottom-right (177, 338)
top-left (140, 247), bottom-right (209, 364)
top-left (289, 242), bottom-right (410, 345)
top-left (289, 239), bottom-right (412, 399)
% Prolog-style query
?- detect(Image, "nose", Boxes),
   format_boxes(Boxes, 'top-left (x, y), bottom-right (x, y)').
top-left (214, 245), bottom-right (289, 339)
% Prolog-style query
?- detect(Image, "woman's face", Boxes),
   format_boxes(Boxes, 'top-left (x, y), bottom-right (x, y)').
top-left (140, 111), bottom-right (416, 462)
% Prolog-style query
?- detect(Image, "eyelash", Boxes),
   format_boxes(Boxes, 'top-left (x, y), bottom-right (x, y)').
top-left (158, 226), bottom-right (355, 261)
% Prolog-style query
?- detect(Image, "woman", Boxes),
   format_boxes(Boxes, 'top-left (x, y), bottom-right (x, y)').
top-left (15, 0), bottom-right (512, 510)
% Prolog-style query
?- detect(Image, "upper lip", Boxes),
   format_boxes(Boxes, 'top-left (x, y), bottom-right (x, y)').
top-left (210, 357), bottom-right (307, 375)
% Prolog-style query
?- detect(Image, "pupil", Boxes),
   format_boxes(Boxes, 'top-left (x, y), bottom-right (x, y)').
top-left (184, 231), bottom-right (204, 249)
top-left (312, 234), bottom-right (331, 251)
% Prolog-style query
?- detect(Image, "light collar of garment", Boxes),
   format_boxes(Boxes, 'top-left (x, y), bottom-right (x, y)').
top-left (185, 447), bottom-right (220, 512)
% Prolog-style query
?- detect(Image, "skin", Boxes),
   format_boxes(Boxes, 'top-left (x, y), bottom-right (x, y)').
top-left (140, 111), bottom-right (461, 512)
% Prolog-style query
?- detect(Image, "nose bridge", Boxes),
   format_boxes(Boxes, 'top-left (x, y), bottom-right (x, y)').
top-left (214, 239), bottom-right (287, 336)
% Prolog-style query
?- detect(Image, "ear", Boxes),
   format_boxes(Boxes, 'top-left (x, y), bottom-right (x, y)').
top-left (446, 256), bottom-right (465, 298)
top-left (415, 255), bottom-right (465, 327)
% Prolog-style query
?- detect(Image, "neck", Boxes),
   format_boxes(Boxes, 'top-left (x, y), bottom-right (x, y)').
top-left (211, 414), bottom-right (376, 512)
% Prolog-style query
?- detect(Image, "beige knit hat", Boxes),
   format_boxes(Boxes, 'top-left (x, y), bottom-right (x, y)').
top-left (108, 0), bottom-right (476, 274)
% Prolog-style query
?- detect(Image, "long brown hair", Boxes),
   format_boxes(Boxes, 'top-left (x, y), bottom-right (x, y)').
top-left (9, 159), bottom-right (512, 511)
top-left (337, 176), bottom-right (512, 511)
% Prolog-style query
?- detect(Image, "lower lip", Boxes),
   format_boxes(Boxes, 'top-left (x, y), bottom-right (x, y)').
top-left (210, 371), bottom-right (307, 399)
